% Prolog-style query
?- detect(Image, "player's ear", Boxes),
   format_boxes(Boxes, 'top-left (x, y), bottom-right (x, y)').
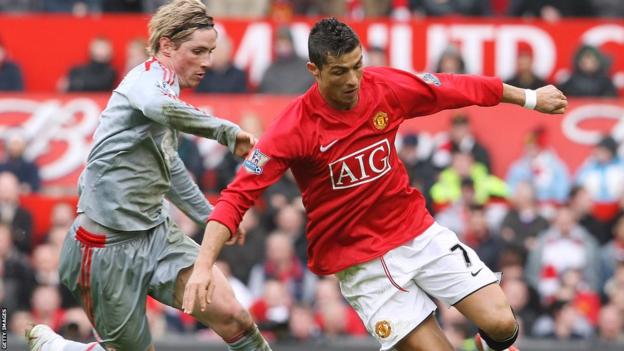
top-left (159, 37), bottom-right (174, 57)
top-left (307, 62), bottom-right (320, 79)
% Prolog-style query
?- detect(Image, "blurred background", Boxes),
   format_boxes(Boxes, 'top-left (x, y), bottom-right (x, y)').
top-left (0, 1), bottom-right (624, 350)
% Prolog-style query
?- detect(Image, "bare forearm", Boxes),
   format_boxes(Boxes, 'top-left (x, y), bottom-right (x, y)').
top-left (195, 221), bottom-right (231, 268)
top-left (501, 83), bottom-right (526, 106)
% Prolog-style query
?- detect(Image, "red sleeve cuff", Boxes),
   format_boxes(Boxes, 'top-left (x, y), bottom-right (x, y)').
top-left (208, 203), bottom-right (239, 239)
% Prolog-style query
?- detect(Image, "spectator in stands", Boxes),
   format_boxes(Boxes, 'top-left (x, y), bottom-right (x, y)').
top-left (101, 0), bottom-right (142, 12)
top-left (273, 204), bottom-right (307, 263)
top-left (248, 231), bottom-right (317, 305)
top-left (0, 131), bottom-right (41, 193)
top-left (42, 0), bottom-right (99, 13)
top-left (505, 43), bottom-right (548, 90)
top-left (0, 0), bottom-right (38, 13)
top-left (601, 216), bottom-right (624, 291)
top-left (258, 26), bottom-right (314, 94)
top-left (123, 37), bottom-right (148, 74)
top-left (576, 136), bottom-right (624, 203)
top-left (0, 172), bottom-right (33, 254)
top-left (526, 206), bottom-right (601, 299)
top-left (195, 35), bottom-right (247, 93)
top-left (410, 0), bottom-right (491, 16)
top-left (218, 209), bottom-right (266, 284)
top-left (430, 150), bottom-right (507, 206)
top-left (9, 310), bottom-right (33, 336)
top-left (0, 39), bottom-right (24, 91)
top-left (32, 243), bottom-right (77, 308)
top-left (569, 185), bottom-right (610, 245)
top-left (597, 304), bottom-right (624, 342)
top-left (433, 113), bottom-right (492, 171)
top-left (591, 0), bottom-right (624, 18)
top-left (535, 299), bottom-right (592, 340)
top-left (500, 182), bottom-right (550, 255)
top-left (288, 304), bottom-right (320, 341)
top-left (205, 0), bottom-right (269, 18)
top-left (435, 177), bottom-right (476, 236)
top-left (62, 36), bottom-right (117, 92)
top-left (397, 133), bottom-right (437, 203)
top-left (501, 277), bottom-right (540, 337)
top-left (0, 224), bottom-right (35, 313)
top-left (58, 307), bottom-right (94, 343)
top-left (434, 45), bottom-right (466, 74)
top-left (508, 0), bottom-right (594, 19)
top-left (30, 285), bottom-right (65, 332)
top-left (506, 127), bottom-right (570, 204)
top-left (559, 45), bottom-right (618, 97)
top-left (464, 204), bottom-right (504, 271)
top-left (177, 134), bottom-right (205, 185)
top-left (249, 279), bottom-right (291, 339)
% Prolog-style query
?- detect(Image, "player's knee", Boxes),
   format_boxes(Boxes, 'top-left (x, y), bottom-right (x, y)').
top-left (478, 312), bottom-right (519, 350)
top-left (484, 312), bottom-right (517, 339)
top-left (481, 306), bottom-right (518, 340)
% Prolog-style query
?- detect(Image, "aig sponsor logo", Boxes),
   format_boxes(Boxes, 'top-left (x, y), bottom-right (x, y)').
top-left (329, 139), bottom-right (392, 190)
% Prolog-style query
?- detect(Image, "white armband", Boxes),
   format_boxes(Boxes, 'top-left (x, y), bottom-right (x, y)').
top-left (523, 89), bottom-right (537, 110)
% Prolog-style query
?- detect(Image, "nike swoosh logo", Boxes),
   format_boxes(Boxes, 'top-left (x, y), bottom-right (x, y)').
top-left (471, 268), bottom-right (483, 277)
top-left (320, 139), bottom-right (339, 152)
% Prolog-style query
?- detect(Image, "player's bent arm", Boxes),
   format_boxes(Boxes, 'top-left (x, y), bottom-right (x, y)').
top-left (501, 83), bottom-right (568, 114)
top-left (181, 220), bottom-right (231, 313)
top-left (144, 97), bottom-right (241, 154)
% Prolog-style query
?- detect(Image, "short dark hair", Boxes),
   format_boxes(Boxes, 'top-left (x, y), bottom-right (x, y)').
top-left (308, 17), bottom-right (360, 69)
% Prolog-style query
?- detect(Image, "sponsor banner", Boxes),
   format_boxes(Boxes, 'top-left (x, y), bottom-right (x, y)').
top-left (0, 94), bottom-right (622, 189)
top-left (0, 16), bottom-right (623, 93)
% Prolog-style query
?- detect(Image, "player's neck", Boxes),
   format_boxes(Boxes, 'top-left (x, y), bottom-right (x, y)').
top-left (154, 53), bottom-right (173, 70)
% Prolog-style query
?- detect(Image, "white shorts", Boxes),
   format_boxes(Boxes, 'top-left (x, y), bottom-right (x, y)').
top-left (335, 222), bottom-right (498, 351)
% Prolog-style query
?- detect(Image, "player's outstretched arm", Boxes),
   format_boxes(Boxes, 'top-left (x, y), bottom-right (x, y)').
top-left (501, 83), bottom-right (568, 114)
top-left (182, 220), bottom-right (232, 314)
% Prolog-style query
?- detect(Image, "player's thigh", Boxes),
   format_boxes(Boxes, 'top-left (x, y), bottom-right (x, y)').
top-left (412, 225), bottom-right (514, 333)
top-left (336, 260), bottom-right (438, 351)
top-left (148, 221), bottom-right (251, 336)
top-left (453, 283), bottom-right (516, 337)
top-left (412, 226), bottom-right (499, 307)
top-left (174, 264), bottom-right (251, 330)
top-left (59, 222), bottom-right (154, 351)
top-left (395, 313), bottom-right (454, 351)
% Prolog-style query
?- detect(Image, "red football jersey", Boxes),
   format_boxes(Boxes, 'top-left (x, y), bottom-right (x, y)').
top-left (210, 67), bottom-right (503, 275)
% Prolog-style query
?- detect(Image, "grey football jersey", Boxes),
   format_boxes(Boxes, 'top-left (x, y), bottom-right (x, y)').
top-left (77, 60), bottom-right (240, 231)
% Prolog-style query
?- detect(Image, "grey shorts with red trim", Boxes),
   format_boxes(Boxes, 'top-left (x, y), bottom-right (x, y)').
top-left (59, 214), bottom-right (199, 351)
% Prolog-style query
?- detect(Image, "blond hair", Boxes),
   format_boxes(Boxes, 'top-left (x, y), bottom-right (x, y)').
top-left (148, 0), bottom-right (215, 55)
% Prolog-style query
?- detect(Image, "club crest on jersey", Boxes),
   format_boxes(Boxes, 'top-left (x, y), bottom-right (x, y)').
top-left (416, 72), bottom-right (441, 86)
top-left (243, 148), bottom-right (270, 175)
top-left (329, 139), bottom-right (392, 190)
top-left (373, 111), bottom-right (389, 130)
top-left (375, 320), bottom-right (392, 339)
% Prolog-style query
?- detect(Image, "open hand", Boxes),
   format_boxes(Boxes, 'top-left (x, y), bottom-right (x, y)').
top-left (535, 85), bottom-right (568, 114)
top-left (182, 265), bottom-right (215, 314)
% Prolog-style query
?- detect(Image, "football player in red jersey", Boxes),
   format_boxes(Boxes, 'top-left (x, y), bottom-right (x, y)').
top-left (184, 18), bottom-right (566, 351)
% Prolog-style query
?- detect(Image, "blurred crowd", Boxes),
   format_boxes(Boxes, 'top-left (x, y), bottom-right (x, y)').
top-left (0, 0), bottom-right (623, 348)
top-left (0, 25), bottom-right (622, 98)
top-left (1, 101), bottom-right (624, 347)
top-left (1, 0), bottom-right (624, 18)
top-left (0, 1), bottom-right (624, 96)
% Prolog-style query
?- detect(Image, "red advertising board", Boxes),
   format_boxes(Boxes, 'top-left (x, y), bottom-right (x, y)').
top-left (0, 94), bottom-right (622, 189)
top-left (0, 16), bottom-right (623, 93)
